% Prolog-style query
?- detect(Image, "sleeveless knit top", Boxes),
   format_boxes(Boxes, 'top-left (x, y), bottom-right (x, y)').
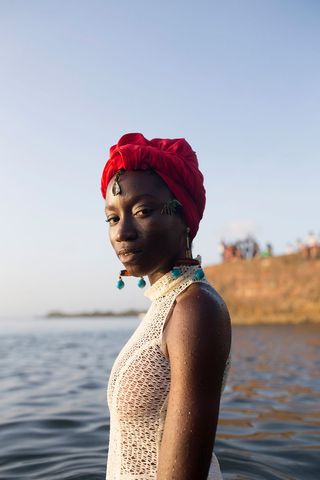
top-left (106, 265), bottom-right (231, 480)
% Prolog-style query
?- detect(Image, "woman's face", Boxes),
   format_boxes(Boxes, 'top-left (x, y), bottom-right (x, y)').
top-left (105, 170), bottom-right (187, 284)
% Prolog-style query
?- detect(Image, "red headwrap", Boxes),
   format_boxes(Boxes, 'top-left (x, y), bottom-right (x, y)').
top-left (101, 133), bottom-right (206, 239)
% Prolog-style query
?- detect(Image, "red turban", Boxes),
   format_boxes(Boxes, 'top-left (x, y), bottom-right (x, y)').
top-left (101, 133), bottom-right (206, 239)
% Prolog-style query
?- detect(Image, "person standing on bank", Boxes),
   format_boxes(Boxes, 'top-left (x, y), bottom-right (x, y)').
top-left (101, 133), bottom-right (231, 480)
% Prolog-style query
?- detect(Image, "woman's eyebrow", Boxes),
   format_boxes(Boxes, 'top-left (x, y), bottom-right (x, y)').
top-left (105, 194), bottom-right (160, 213)
top-left (104, 205), bottom-right (116, 213)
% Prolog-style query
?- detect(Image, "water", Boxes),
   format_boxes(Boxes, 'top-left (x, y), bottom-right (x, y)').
top-left (0, 318), bottom-right (319, 479)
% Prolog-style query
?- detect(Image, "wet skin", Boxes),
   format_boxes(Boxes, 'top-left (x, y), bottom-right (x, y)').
top-left (105, 169), bottom-right (232, 480)
top-left (104, 170), bottom-right (188, 285)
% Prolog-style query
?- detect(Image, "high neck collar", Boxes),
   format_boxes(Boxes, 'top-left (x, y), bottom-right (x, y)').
top-left (144, 264), bottom-right (203, 301)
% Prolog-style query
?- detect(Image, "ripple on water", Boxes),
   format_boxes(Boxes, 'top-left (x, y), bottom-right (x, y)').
top-left (217, 324), bottom-right (320, 479)
top-left (0, 320), bottom-right (319, 479)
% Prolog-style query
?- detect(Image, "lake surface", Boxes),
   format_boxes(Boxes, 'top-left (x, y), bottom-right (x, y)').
top-left (0, 318), bottom-right (319, 479)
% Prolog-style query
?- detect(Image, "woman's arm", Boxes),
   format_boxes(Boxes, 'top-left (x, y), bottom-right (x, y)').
top-left (157, 284), bottom-right (231, 480)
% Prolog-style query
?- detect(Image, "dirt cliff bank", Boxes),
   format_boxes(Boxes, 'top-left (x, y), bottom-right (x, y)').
top-left (205, 254), bottom-right (320, 324)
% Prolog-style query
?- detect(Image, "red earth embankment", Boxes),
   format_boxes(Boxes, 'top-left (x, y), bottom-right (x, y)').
top-left (205, 254), bottom-right (320, 324)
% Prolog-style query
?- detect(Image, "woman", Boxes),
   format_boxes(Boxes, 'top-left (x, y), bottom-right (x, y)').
top-left (101, 133), bottom-right (231, 480)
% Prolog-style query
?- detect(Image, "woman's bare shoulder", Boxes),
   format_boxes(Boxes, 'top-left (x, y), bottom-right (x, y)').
top-left (177, 280), bottom-right (228, 311)
top-left (176, 282), bottom-right (231, 334)
top-left (166, 281), bottom-right (231, 366)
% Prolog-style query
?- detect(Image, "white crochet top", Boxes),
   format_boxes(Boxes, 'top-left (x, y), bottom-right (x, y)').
top-left (106, 264), bottom-right (230, 480)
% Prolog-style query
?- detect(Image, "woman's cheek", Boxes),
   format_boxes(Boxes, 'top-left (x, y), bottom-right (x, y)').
top-left (108, 226), bottom-right (119, 249)
top-left (137, 216), bottom-right (165, 234)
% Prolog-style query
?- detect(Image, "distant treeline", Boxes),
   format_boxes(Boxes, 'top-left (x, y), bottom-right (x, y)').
top-left (46, 309), bottom-right (142, 318)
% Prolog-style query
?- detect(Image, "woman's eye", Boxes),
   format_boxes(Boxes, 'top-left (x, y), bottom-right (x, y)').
top-left (105, 216), bottom-right (119, 225)
top-left (135, 208), bottom-right (153, 217)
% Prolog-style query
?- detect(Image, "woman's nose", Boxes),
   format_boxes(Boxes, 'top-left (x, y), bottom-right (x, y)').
top-left (115, 217), bottom-right (138, 242)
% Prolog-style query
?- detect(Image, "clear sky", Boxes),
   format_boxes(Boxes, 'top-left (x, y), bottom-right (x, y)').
top-left (1, 0), bottom-right (319, 318)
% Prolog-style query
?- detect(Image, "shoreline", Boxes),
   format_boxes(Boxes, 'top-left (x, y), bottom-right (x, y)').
top-left (45, 254), bottom-right (320, 324)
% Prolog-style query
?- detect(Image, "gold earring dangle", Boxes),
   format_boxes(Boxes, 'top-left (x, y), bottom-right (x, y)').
top-left (186, 227), bottom-right (192, 259)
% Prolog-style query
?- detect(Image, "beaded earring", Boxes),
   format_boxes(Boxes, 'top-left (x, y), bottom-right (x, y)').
top-left (116, 270), bottom-right (127, 289)
top-left (116, 270), bottom-right (146, 289)
top-left (194, 265), bottom-right (205, 280)
top-left (170, 259), bottom-right (204, 280)
top-left (169, 255), bottom-right (205, 281)
top-left (137, 277), bottom-right (146, 288)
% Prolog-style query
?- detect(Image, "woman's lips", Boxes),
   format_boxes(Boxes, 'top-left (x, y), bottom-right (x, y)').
top-left (118, 250), bottom-right (143, 264)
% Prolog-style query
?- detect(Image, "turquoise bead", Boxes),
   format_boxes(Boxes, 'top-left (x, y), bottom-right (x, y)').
top-left (117, 279), bottom-right (125, 289)
top-left (194, 268), bottom-right (204, 280)
top-left (138, 277), bottom-right (146, 288)
top-left (171, 267), bottom-right (182, 279)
